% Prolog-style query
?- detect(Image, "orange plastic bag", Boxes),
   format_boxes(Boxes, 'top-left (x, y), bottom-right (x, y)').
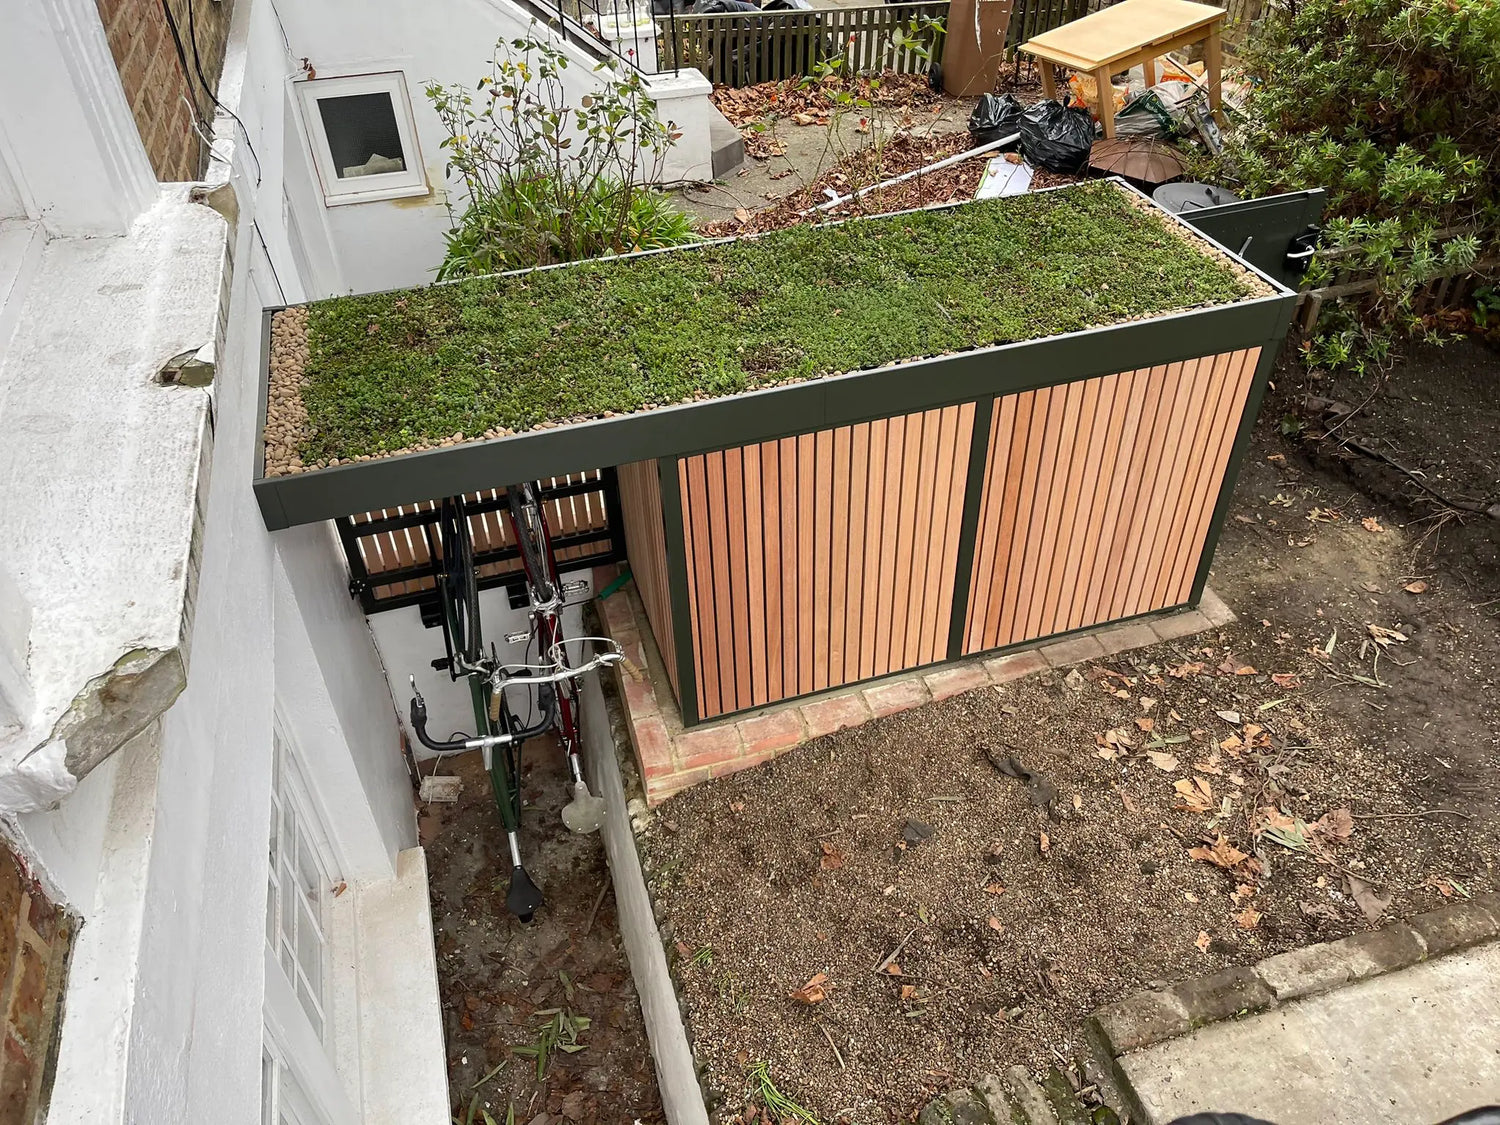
top-left (1067, 72), bottom-right (1129, 121)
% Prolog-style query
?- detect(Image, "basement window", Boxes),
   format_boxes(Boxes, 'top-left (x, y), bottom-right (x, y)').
top-left (296, 73), bottom-right (427, 205)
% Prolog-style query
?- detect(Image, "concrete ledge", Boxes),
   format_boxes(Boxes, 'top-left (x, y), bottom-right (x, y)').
top-left (1256, 923), bottom-right (1427, 1003)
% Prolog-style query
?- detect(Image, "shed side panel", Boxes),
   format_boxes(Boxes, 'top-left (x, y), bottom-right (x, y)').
top-left (616, 460), bottom-right (680, 702)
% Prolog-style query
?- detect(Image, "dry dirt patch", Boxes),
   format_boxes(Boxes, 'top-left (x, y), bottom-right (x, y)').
top-left (642, 621), bottom-right (1498, 1123)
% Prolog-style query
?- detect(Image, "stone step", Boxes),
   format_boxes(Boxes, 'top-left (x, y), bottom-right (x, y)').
top-left (918, 1063), bottom-right (1105, 1125)
top-left (707, 105), bottom-right (745, 179)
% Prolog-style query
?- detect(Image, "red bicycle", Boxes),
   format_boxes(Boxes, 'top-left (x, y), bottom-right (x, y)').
top-left (407, 483), bottom-right (621, 920)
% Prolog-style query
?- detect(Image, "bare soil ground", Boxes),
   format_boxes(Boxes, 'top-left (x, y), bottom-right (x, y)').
top-left (423, 741), bottom-right (663, 1125)
top-left (640, 338), bottom-right (1500, 1124)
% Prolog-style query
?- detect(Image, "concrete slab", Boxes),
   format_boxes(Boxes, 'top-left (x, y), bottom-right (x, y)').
top-left (1119, 942), bottom-right (1500, 1125)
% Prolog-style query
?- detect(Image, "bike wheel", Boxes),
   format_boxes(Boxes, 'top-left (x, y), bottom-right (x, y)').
top-left (437, 495), bottom-right (481, 677)
top-left (506, 482), bottom-right (557, 604)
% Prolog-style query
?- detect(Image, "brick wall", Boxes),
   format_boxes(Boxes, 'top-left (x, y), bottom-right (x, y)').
top-left (95, 0), bottom-right (237, 182)
top-left (0, 847), bottom-right (71, 1125)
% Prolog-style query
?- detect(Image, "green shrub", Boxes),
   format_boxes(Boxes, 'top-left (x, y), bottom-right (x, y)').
top-left (1223, 0), bottom-right (1500, 371)
top-left (427, 32), bottom-right (696, 277)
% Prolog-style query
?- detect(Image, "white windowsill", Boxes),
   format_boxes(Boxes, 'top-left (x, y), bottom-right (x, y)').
top-left (322, 183), bottom-right (432, 208)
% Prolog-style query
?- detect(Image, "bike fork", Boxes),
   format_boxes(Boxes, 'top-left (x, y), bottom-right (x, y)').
top-left (471, 678), bottom-right (543, 921)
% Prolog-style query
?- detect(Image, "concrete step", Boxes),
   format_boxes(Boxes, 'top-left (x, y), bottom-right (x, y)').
top-left (707, 105), bottom-right (745, 179)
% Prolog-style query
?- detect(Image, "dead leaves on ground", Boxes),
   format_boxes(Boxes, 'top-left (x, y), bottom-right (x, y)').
top-left (789, 973), bottom-right (829, 1004)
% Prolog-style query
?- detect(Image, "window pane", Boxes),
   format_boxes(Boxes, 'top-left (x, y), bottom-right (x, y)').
top-left (265, 877), bottom-right (278, 950)
top-left (295, 896), bottom-right (322, 995)
top-left (297, 975), bottom-right (324, 1042)
top-left (262, 1048), bottom-right (275, 1125)
top-left (317, 93), bottom-right (406, 179)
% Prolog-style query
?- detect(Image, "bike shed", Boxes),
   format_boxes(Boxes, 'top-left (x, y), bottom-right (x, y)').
top-left (254, 181), bottom-right (1320, 797)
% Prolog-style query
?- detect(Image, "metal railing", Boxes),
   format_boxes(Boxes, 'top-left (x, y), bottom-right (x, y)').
top-left (523, 0), bottom-right (681, 74)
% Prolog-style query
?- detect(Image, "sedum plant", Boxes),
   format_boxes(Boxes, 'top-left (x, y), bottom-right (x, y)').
top-left (426, 32), bottom-right (695, 278)
top-left (1220, 0), bottom-right (1500, 372)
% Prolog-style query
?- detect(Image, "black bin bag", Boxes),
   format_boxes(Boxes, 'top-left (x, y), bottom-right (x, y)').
top-left (1019, 99), bottom-right (1096, 173)
top-left (967, 93), bottom-right (1024, 145)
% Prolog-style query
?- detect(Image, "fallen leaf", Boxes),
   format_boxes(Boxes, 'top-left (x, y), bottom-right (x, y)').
top-left (1307, 506), bottom-right (1341, 523)
top-left (820, 841), bottom-right (845, 870)
top-left (900, 984), bottom-right (918, 1000)
top-left (1113, 784), bottom-right (1139, 813)
top-left (730, 801), bottom-right (746, 813)
top-left (1314, 807), bottom-right (1354, 842)
top-left (1232, 883), bottom-right (1256, 903)
top-left (985, 883), bottom-right (1006, 895)
top-left (1216, 710), bottom-right (1242, 725)
top-left (1195, 930), bottom-right (1213, 953)
top-left (1146, 750), bottom-right (1179, 772)
top-left (1403, 580), bottom-right (1428, 594)
top-left (1038, 832), bottom-right (1051, 854)
top-left (1346, 875), bottom-right (1392, 923)
top-left (885, 962), bottom-right (902, 976)
top-left (1136, 716), bottom-right (1156, 733)
top-left (1168, 661), bottom-right (1206, 678)
top-left (1270, 672), bottom-right (1302, 689)
top-left (1174, 777), bottom-right (1215, 814)
top-left (1072, 794), bottom-right (1083, 812)
top-left (1233, 906), bottom-right (1262, 929)
top-left (1361, 516), bottom-right (1385, 533)
top-left (1184, 891), bottom-right (1200, 903)
top-left (790, 973), bottom-right (829, 1004)
top-left (1188, 834), bottom-right (1249, 870)
top-left (1193, 758), bottom-right (1223, 775)
top-left (1140, 696), bottom-right (1158, 712)
top-left (1367, 624), bottom-right (1409, 646)
top-left (733, 206), bottom-right (752, 224)
top-left (988, 916), bottom-right (1004, 932)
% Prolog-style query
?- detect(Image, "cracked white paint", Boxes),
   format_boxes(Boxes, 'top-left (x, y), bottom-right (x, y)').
top-left (0, 188), bottom-right (225, 810)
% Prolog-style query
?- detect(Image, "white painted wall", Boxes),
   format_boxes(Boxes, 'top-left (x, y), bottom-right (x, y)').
top-left (369, 576), bottom-right (591, 762)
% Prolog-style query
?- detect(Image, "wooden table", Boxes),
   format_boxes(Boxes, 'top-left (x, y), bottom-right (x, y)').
top-left (1019, 0), bottom-right (1226, 140)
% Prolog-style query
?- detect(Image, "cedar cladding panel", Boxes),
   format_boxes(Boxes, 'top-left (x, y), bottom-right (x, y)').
top-left (963, 348), bottom-right (1260, 652)
top-left (616, 461), bottom-right (680, 700)
top-left (679, 404), bottom-right (975, 721)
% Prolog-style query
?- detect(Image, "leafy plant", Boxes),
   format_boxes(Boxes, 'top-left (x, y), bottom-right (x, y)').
top-left (747, 1061), bottom-right (822, 1124)
top-left (1474, 285), bottom-right (1500, 329)
top-left (1216, 0), bottom-right (1500, 371)
top-left (427, 30), bottom-right (694, 277)
top-left (511, 1008), bottom-right (591, 1080)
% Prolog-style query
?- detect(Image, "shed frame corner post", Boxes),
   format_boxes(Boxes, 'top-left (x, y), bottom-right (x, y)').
top-left (1186, 300), bottom-right (1298, 608)
top-left (657, 454), bottom-right (700, 728)
top-left (945, 393), bottom-right (997, 661)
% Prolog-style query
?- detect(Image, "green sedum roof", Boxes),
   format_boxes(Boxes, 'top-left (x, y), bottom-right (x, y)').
top-left (277, 181), bottom-right (1263, 469)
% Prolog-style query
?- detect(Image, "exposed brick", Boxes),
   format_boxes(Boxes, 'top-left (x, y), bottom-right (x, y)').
top-left (1095, 622), bottom-right (1158, 656)
top-left (924, 663), bottom-right (989, 702)
top-left (0, 1034), bottom-right (34, 1125)
top-left (24, 892), bottom-right (57, 946)
top-left (1088, 989), bottom-right (1191, 1055)
top-left (630, 714), bottom-right (674, 779)
top-left (983, 649), bottom-right (1048, 684)
top-left (1167, 965), bottom-right (1275, 1026)
top-left (1198, 587), bottom-right (1237, 627)
top-left (601, 591), bottom-right (638, 635)
top-left (737, 709), bottom-right (805, 756)
top-left (800, 693), bottom-right (872, 739)
top-left (1149, 608), bottom-right (1213, 642)
top-left (1039, 633), bottom-right (1106, 668)
top-left (1408, 900), bottom-right (1500, 957)
top-left (646, 767), bottom-right (711, 804)
top-left (863, 677), bottom-right (930, 718)
top-left (6, 944), bottom-right (45, 1048)
top-left (1255, 923), bottom-right (1427, 1002)
top-left (621, 673), bottom-right (659, 720)
top-left (676, 723), bottom-right (743, 772)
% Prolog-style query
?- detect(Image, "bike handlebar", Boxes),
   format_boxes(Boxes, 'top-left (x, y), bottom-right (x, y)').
top-left (407, 677), bottom-right (558, 755)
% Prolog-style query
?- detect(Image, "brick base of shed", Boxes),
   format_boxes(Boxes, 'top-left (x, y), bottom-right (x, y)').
top-left (594, 564), bottom-right (1237, 805)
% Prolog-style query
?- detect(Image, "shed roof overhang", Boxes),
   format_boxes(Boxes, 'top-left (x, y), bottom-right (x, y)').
top-left (252, 187), bottom-right (1315, 532)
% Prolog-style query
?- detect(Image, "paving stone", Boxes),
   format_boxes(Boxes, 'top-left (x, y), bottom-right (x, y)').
top-left (1095, 622), bottom-right (1159, 656)
top-left (863, 676), bottom-right (930, 718)
top-left (1003, 1066), bottom-right (1059, 1125)
top-left (800, 693), bottom-right (871, 739)
top-left (949, 1087), bottom-right (998, 1125)
top-left (1148, 609), bottom-right (1213, 642)
top-left (1198, 587), bottom-right (1237, 627)
top-left (974, 1075), bottom-right (1018, 1124)
top-left (918, 1099), bottom-right (954, 1125)
top-left (924, 662), bottom-right (990, 701)
top-left (1089, 989), bottom-right (1192, 1055)
top-left (1256, 923), bottom-right (1427, 1001)
top-left (1408, 899), bottom-right (1500, 957)
top-left (1167, 965), bottom-right (1275, 1026)
top-left (984, 649), bottom-right (1049, 684)
top-left (1041, 1068), bottom-right (1089, 1125)
top-left (621, 672), bottom-right (659, 718)
top-left (1038, 634), bottom-right (1106, 668)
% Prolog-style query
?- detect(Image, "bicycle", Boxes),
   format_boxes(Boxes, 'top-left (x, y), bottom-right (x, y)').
top-left (406, 484), bottom-right (622, 921)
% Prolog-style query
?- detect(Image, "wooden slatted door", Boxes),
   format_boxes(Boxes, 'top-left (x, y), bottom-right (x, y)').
top-left (963, 349), bottom-right (1260, 653)
top-left (616, 461), bottom-right (680, 700)
top-left (679, 405), bottom-right (975, 722)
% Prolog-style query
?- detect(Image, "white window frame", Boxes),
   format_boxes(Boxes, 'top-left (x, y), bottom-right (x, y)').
top-left (295, 72), bottom-right (428, 206)
top-left (263, 715), bottom-right (359, 1125)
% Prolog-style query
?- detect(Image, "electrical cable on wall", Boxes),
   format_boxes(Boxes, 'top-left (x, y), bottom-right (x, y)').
top-left (157, 0), bottom-right (263, 184)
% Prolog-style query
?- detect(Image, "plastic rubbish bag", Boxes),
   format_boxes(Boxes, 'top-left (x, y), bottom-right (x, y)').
top-left (1018, 98), bottom-right (1096, 173)
top-left (968, 93), bottom-right (1024, 144)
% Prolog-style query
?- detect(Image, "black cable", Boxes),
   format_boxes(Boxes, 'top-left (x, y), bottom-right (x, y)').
top-left (253, 220), bottom-right (287, 304)
top-left (157, 0), bottom-right (262, 184)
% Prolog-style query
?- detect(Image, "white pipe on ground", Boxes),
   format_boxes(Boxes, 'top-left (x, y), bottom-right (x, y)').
top-left (803, 132), bottom-right (1023, 215)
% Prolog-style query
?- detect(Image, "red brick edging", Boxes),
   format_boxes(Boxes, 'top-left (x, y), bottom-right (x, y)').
top-left (595, 565), bottom-right (1235, 805)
